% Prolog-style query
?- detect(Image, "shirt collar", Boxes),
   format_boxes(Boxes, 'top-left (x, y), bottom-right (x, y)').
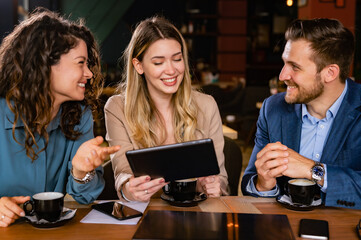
top-left (5, 105), bottom-right (62, 132)
top-left (47, 109), bottom-right (62, 132)
top-left (302, 80), bottom-right (348, 122)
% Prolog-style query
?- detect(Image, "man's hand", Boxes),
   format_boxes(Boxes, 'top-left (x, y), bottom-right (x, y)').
top-left (282, 148), bottom-right (314, 180)
top-left (254, 142), bottom-right (289, 191)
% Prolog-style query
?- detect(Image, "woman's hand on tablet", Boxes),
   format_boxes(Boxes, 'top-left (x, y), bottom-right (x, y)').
top-left (197, 175), bottom-right (221, 197)
top-left (123, 176), bottom-right (167, 202)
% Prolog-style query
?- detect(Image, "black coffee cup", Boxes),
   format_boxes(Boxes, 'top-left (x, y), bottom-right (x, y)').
top-left (288, 179), bottom-right (316, 205)
top-left (163, 178), bottom-right (197, 202)
top-left (23, 192), bottom-right (64, 222)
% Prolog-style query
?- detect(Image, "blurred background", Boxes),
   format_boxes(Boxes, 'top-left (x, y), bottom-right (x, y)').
top-left (1, 0), bottom-right (361, 174)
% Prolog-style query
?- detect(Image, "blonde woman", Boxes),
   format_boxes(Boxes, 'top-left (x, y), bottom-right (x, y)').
top-left (105, 16), bottom-right (228, 202)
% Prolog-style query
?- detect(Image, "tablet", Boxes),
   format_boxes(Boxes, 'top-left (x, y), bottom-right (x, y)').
top-left (125, 138), bottom-right (220, 181)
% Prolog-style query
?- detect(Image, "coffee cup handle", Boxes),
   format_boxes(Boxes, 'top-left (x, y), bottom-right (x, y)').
top-left (283, 184), bottom-right (290, 196)
top-left (23, 200), bottom-right (35, 216)
top-left (163, 183), bottom-right (172, 195)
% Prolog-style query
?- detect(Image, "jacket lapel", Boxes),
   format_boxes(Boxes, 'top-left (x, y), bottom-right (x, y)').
top-left (282, 103), bottom-right (302, 152)
top-left (321, 79), bottom-right (361, 164)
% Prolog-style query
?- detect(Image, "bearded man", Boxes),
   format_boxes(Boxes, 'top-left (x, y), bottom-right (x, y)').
top-left (241, 18), bottom-right (361, 209)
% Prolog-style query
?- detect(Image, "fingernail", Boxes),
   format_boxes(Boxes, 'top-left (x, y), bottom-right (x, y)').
top-left (92, 150), bottom-right (96, 156)
top-left (284, 158), bottom-right (288, 163)
top-left (20, 212), bottom-right (25, 217)
top-left (284, 152), bottom-right (289, 156)
top-left (159, 179), bottom-right (165, 183)
top-left (146, 176), bottom-right (151, 181)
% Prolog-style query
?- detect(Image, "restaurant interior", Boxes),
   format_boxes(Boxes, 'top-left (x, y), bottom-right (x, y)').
top-left (1, 0), bottom-right (361, 194)
top-left (0, 0), bottom-right (361, 193)
top-left (1, 1), bottom-right (361, 239)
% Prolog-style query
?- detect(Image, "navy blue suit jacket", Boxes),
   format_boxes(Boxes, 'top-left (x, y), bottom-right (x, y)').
top-left (241, 78), bottom-right (361, 209)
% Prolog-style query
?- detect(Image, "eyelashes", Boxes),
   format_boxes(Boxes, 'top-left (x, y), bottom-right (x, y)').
top-left (153, 58), bottom-right (183, 65)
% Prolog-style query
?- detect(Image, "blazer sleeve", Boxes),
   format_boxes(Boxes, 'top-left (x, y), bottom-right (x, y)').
top-left (66, 108), bottom-right (105, 204)
top-left (104, 96), bottom-right (134, 200)
top-left (241, 98), bottom-right (272, 196)
top-left (196, 93), bottom-right (229, 195)
top-left (322, 130), bottom-right (361, 209)
top-left (325, 165), bottom-right (361, 208)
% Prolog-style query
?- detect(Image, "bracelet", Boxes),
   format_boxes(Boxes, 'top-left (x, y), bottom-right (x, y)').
top-left (120, 182), bottom-right (132, 202)
top-left (70, 167), bottom-right (96, 184)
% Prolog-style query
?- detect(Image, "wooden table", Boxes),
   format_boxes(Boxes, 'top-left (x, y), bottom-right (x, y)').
top-left (1, 196), bottom-right (360, 239)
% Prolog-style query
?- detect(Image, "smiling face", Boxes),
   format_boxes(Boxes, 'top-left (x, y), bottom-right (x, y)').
top-left (279, 39), bottom-right (324, 104)
top-left (50, 39), bottom-right (93, 108)
top-left (132, 39), bottom-right (185, 100)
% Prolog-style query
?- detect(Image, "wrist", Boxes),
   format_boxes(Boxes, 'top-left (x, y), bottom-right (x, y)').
top-left (71, 167), bottom-right (87, 179)
top-left (255, 183), bottom-right (272, 192)
top-left (310, 161), bottom-right (325, 183)
top-left (255, 176), bottom-right (276, 192)
top-left (120, 181), bottom-right (132, 202)
top-left (70, 167), bottom-right (96, 184)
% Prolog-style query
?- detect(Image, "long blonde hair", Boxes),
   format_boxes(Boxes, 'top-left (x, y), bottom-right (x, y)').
top-left (118, 16), bottom-right (198, 147)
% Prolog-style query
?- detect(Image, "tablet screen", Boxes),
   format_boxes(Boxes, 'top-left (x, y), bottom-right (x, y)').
top-left (125, 138), bottom-right (220, 181)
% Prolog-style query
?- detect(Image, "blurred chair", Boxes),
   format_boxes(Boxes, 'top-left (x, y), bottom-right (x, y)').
top-left (220, 86), bottom-right (270, 148)
top-left (200, 84), bottom-right (227, 105)
top-left (218, 85), bottom-right (245, 117)
top-left (238, 86), bottom-right (270, 117)
top-left (223, 136), bottom-right (243, 196)
top-left (237, 86), bottom-right (270, 148)
top-left (97, 160), bottom-right (118, 200)
top-left (201, 83), bottom-right (244, 109)
top-left (97, 136), bottom-right (243, 199)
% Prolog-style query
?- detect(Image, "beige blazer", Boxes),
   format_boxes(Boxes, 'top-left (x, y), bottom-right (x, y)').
top-left (104, 90), bottom-right (229, 199)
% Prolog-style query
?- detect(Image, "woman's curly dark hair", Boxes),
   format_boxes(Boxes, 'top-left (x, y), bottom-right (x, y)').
top-left (0, 8), bottom-right (103, 161)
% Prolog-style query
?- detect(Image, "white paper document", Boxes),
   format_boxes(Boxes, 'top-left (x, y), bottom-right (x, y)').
top-left (80, 201), bottom-right (149, 225)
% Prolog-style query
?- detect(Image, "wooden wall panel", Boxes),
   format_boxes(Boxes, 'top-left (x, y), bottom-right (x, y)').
top-left (218, 0), bottom-right (247, 17)
top-left (218, 53), bottom-right (246, 72)
top-left (219, 73), bottom-right (245, 82)
top-left (218, 19), bottom-right (247, 35)
top-left (218, 36), bottom-right (247, 52)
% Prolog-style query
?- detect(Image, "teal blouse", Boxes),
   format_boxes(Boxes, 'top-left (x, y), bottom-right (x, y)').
top-left (0, 99), bottom-right (104, 204)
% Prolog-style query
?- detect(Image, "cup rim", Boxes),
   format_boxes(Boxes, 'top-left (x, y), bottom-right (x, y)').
top-left (175, 178), bottom-right (197, 183)
top-left (33, 192), bottom-right (64, 200)
top-left (288, 178), bottom-right (316, 186)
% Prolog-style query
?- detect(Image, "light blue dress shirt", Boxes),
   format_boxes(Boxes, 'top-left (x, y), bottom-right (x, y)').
top-left (0, 99), bottom-right (104, 204)
top-left (247, 81), bottom-right (348, 196)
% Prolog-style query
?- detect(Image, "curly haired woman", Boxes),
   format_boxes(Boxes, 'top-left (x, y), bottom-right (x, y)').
top-left (0, 8), bottom-right (120, 227)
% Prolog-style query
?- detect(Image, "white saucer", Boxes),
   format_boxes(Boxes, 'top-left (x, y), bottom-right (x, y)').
top-left (24, 207), bottom-right (76, 228)
top-left (276, 194), bottom-right (322, 211)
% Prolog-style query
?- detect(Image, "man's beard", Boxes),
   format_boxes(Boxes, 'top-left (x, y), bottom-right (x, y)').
top-left (285, 74), bottom-right (324, 104)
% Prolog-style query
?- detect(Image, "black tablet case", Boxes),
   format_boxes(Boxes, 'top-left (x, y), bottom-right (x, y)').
top-left (132, 210), bottom-right (295, 240)
top-left (126, 139), bottom-right (220, 181)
